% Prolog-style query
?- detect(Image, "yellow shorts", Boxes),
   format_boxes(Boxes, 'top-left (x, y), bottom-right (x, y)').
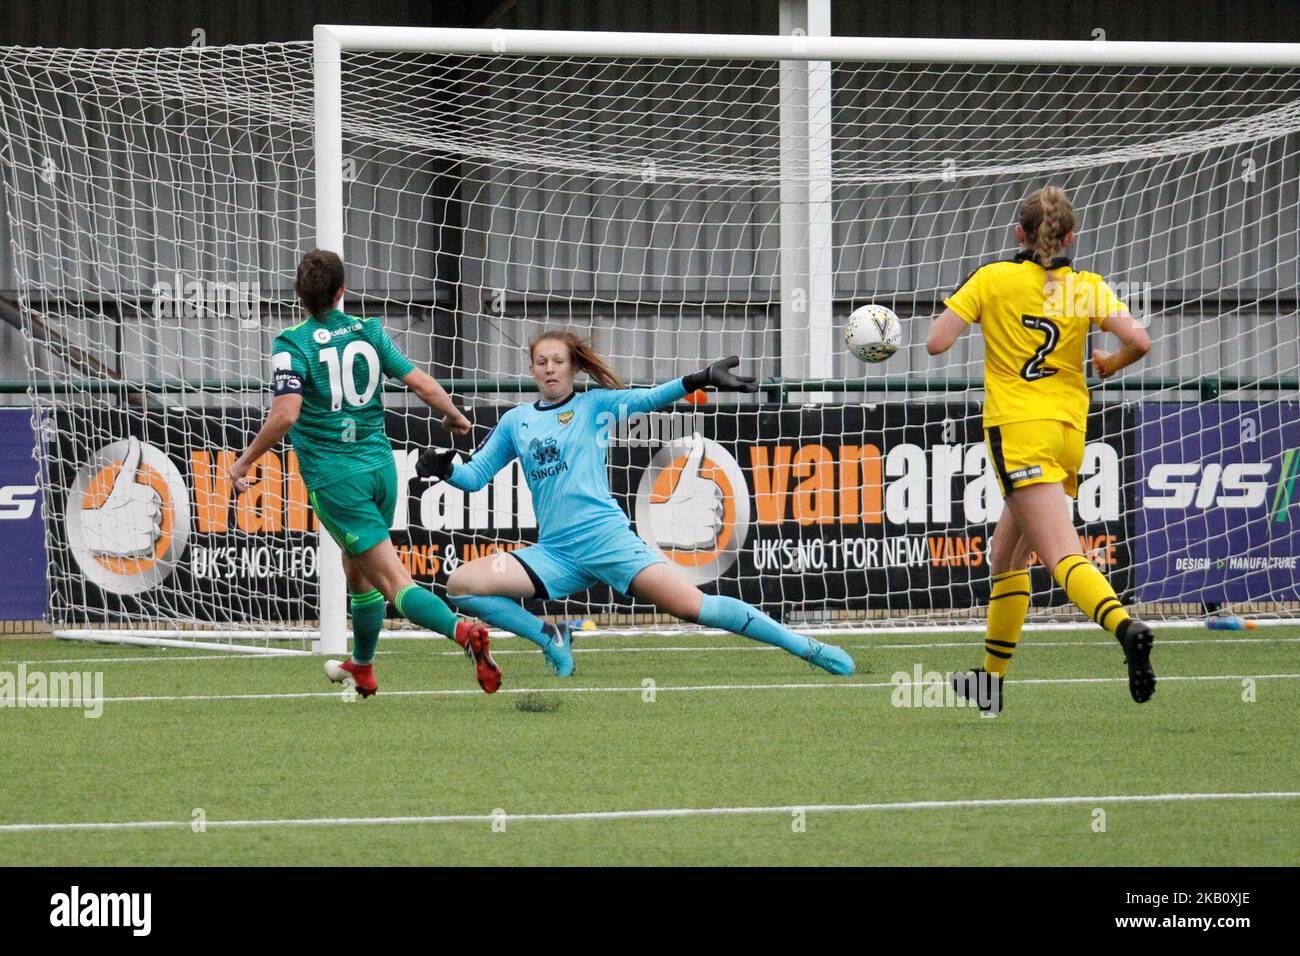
top-left (985, 420), bottom-right (1085, 498)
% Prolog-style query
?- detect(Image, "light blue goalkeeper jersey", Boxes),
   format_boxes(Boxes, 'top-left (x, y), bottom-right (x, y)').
top-left (447, 380), bottom-right (688, 545)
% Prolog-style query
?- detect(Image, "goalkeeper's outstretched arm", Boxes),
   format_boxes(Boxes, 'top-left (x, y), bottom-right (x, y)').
top-left (681, 355), bottom-right (759, 394)
top-left (597, 356), bottom-right (760, 417)
top-left (417, 414), bottom-right (517, 491)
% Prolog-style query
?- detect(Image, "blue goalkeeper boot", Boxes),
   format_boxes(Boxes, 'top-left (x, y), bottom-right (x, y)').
top-left (541, 621), bottom-right (576, 678)
top-left (804, 637), bottom-right (855, 676)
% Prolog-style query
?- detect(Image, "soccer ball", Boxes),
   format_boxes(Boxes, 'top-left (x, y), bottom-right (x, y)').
top-left (844, 304), bottom-right (903, 363)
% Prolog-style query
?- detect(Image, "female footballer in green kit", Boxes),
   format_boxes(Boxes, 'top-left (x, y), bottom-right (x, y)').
top-left (231, 249), bottom-right (501, 696)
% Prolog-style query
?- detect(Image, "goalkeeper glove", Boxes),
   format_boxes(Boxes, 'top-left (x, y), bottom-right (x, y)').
top-left (681, 356), bottom-right (759, 394)
top-left (415, 447), bottom-right (457, 482)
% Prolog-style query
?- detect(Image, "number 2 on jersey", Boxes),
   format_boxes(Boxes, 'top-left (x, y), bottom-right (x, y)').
top-left (1019, 315), bottom-right (1060, 381)
top-left (319, 341), bottom-right (380, 410)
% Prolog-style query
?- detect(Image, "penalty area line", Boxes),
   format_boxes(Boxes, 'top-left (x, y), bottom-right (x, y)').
top-left (2, 791), bottom-right (1297, 834)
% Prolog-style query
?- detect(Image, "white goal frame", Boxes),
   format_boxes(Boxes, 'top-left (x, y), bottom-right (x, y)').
top-left (305, 26), bottom-right (1300, 654)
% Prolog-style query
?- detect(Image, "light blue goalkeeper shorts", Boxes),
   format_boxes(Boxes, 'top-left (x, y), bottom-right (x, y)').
top-left (511, 524), bottom-right (666, 600)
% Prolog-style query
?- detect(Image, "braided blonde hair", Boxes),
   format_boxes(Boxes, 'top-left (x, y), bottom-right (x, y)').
top-left (1018, 186), bottom-right (1076, 292)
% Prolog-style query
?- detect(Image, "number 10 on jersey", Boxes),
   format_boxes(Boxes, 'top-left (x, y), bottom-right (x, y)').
top-left (319, 341), bottom-right (380, 410)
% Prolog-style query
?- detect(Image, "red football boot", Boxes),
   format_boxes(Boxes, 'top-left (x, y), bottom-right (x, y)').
top-left (455, 620), bottom-right (502, 694)
top-left (324, 657), bottom-right (378, 697)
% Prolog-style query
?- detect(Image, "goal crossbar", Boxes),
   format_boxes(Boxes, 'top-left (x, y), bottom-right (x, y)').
top-left (315, 25), bottom-right (1300, 66)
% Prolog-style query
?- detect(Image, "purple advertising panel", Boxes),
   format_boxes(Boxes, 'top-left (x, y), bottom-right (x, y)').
top-left (1136, 402), bottom-right (1300, 603)
top-left (0, 408), bottom-right (47, 619)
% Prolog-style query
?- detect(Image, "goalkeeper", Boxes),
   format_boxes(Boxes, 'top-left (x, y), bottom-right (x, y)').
top-left (230, 249), bottom-right (501, 697)
top-left (416, 330), bottom-right (855, 678)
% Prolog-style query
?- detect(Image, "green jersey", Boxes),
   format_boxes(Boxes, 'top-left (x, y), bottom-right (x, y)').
top-left (271, 308), bottom-right (415, 490)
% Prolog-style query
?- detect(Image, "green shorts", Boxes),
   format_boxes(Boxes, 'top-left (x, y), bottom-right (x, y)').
top-left (308, 462), bottom-right (398, 557)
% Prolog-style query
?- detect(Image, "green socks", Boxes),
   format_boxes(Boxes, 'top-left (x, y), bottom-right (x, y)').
top-left (393, 583), bottom-right (459, 640)
top-left (348, 590), bottom-right (385, 664)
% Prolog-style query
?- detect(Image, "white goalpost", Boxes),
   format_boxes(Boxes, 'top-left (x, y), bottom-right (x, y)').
top-left (1, 27), bottom-right (1298, 652)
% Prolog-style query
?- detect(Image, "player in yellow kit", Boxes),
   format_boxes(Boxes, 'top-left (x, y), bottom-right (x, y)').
top-left (926, 186), bottom-right (1155, 716)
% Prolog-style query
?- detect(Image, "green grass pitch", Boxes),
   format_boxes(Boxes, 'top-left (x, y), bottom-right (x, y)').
top-left (1, 625), bottom-right (1297, 866)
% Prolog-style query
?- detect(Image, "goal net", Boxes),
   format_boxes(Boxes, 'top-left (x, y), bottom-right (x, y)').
top-left (1, 31), bottom-right (1298, 650)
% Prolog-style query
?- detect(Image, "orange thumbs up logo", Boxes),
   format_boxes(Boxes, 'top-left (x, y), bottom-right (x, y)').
top-left (65, 438), bottom-right (191, 595)
top-left (634, 433), bottom-right (751, 585)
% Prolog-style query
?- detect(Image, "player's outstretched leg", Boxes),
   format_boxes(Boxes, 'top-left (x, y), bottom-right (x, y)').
top-left (697, 594), bottom-right (855, 675)
top-left (339, 540), bottom-right (500, 693)
top-left (628, 563), bottom-right (854, 675)
top-left (391, 584), bottom-right (502, 693)
top-left (316, 504), bottom-right (498, 693)
top-left (449, 593), bottom-right (576, 678)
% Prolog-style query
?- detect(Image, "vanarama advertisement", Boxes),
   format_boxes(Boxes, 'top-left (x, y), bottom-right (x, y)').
top-left (47, 403), bottom-right (1133, 621)
top-left (611, 403), bottom-right (1132, 614)
top-left (48, 410), bottom-right (318, 621)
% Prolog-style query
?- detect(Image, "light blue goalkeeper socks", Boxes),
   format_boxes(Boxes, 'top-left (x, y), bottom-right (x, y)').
top-left (449, 593), bottom-right (550, 649)
top-left (446, 592), bottom-right (854, 674)
top-left (697, 594), bottom-right (855, 674)
top-left (697, 594), bottom-right (805, 654)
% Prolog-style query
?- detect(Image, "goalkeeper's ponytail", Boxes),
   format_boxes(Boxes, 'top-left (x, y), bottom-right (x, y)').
top-left (530, 330), bottom-right (625, 390)
top-left (295, 249), bottom-right (346, 319)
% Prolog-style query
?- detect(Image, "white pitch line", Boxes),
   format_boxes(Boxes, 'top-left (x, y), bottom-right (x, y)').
top-left (2, 790), bottom-right (1297, 834)
top-left (75, 671), bottom-right (1300, 705)
top-left (0, 652), bottom-right (298, 667)
top-left (5, 635), bottom-right (1298, 669)
top-left (379, 617), bottom-right (1300, 641)
top-left (422, 636), bottom-right (1300, 657)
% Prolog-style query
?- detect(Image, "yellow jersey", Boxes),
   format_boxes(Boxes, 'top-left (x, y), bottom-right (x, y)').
top-left (943, 251), bottom-right (1127, 431)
